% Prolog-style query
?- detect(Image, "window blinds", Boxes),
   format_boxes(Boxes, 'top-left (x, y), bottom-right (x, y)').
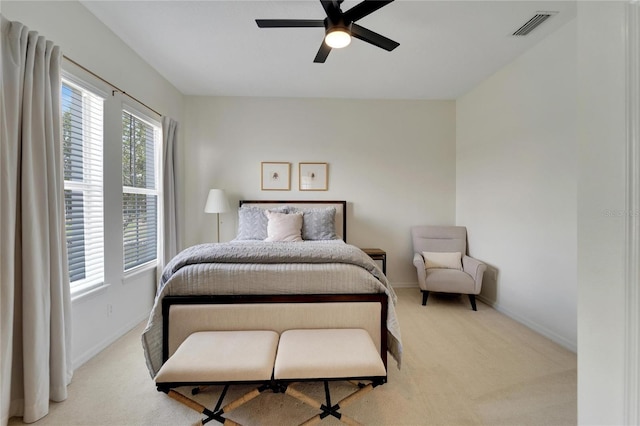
top-left (62, 80), bottom-right (105, 294)
top-left (122, 110), bottom-right (160, 271)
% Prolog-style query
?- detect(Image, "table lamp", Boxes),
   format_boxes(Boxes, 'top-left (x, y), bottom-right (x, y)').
top-left (204, 189), bottom-right (230, 242)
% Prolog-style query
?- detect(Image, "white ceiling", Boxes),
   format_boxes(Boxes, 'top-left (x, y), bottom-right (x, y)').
top-left (81, 0), bottom-right (576, 100)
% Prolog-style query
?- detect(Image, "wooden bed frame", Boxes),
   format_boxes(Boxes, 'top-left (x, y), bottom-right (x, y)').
top-left (160, 200), bottom-right (391, 366)
top-left (154, 200), bottom-right (393, 424)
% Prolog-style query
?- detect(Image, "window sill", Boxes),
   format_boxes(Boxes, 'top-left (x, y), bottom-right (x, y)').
top-left (123, 261), bottom-right (158, 284)
top-left (71, 283), bottom-right (111, 304)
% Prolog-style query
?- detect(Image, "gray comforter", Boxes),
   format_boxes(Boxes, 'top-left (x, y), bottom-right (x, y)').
top-left (142, 241), bottom-right (403, 377)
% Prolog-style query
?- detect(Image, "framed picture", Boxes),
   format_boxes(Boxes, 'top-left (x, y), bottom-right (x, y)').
top-left (299, 162), bottom-right (328, 191)
top-left (261, 162), bottom-right (291, 190)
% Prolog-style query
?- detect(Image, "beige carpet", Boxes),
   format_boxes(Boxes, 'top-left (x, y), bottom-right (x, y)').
top-left (9, 288), bottom-right (576, 425)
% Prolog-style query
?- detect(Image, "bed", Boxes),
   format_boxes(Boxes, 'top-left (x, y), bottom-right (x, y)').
top-left (141, 200), bottom-right (403, 381)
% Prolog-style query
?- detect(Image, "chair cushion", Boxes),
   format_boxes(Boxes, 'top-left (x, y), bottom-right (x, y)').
top-left (425, 268), bottom-right (475, 293)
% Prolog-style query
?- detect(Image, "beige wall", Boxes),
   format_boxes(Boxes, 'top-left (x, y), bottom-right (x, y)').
top-left (183, 96), bottom-right (456, 285)
top-left (456, 20), bottom-right (577, 350)
top-left (577, 2), bottom-right (629, 424)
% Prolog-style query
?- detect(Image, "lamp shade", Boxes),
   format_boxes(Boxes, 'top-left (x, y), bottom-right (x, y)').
top-left (204, 189), bottom-right (230, 214)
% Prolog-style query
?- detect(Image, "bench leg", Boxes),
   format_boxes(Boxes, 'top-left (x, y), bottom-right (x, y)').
top-left (221, 387), bottom-right (263, 414)
top-left (337, 383), bottom-right (374, 409)
top-left (285, 381), bottom-right (381, 426)
top-left (288, 382), bottom-right (358, 426)
top-left (165, 390), bottom-right (217, 421)
top-left (160, 378), bottom-right (384, 425)
top-left (160, 384), bottom-right (273, 425)
top-left (208, 384), bottom-right (273, 425)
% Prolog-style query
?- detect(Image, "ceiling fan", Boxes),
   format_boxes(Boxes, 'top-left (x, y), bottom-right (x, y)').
top-left (255, 0), bottom-right (399, 63)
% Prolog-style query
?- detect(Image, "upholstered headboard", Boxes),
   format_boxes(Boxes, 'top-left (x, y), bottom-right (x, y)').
top-left (239, 200), bottom-right (347, 242)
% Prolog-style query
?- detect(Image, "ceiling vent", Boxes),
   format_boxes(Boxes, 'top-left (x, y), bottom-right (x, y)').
top-left (512, 11), bottom-right (558, 36)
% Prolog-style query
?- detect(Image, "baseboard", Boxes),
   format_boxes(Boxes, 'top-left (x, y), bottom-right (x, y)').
top-left (477, 295), bottom-right (577, 353)
top-left (72, 312), bottom-right (148, 370)
top-left (389, 281), bottom-right (418, 288)
top-left (391, 282), bottom-right (576, 351)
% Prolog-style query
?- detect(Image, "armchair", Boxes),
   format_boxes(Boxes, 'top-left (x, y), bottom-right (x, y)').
top-left (411, 226), bottom-right (486, 311)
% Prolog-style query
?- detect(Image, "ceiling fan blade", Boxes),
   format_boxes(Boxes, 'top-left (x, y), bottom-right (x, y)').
top-left (314, 41), bottom-right (332, 63)
top-left (351, 23), bottom-right (399, 51)
top-left (343, 0), bottom-right (394, 23)
top-left (320, 0), bottom-right (343, 21)
top-left (320, 0), bottom-right (334, 14)
top-left (256, 19), bottom-right (325, 28)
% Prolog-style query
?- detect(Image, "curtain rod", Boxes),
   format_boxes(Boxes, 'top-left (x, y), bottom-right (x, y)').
top-left (63, 55), bottom-right (162, 117)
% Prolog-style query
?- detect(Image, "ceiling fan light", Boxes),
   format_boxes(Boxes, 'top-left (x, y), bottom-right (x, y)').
top-left (325, 28), bottom-right (351, 48)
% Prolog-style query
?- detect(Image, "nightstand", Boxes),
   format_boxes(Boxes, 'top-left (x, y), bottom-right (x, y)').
top-left (360, 248), bottom-right (387, 275)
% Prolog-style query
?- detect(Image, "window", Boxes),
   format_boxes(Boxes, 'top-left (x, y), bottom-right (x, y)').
top-left (122, 109), bottom-right (160, 271)
top-left (62, 78), bottom-right (104, 294)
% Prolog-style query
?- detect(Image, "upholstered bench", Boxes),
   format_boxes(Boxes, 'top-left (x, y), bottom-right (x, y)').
top-left (275, 329), bottom-right (387, 425)
top-left (155, 330), bottom-right (279, 424)
top-left (155, 328), bottom-right (386, 425)
top-left (275, 328), bottom-right (386, 379)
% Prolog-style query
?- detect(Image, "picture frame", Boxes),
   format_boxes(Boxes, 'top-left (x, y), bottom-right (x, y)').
top-left (261, 162), bottom-right (291, 191)
top-left (299, 162), bottom-right (328, 191)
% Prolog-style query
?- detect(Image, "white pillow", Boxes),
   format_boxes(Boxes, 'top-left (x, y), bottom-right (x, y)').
top-left (264, 211), bottom-right (303, 242)
top-left (422, 251), bottom-right (462, 270)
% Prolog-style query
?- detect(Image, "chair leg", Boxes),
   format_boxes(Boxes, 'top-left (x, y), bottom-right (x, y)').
top-left (468, 294), bottom-right (477, 311)
top-left (421, 291), bottom-right (429, 306)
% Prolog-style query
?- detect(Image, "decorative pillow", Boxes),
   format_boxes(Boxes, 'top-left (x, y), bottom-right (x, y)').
top-left (422, 251), bottom-right (463, 270)
top-left (264, 211), bottom-right (303, 242)
top-left (236, 206), bottom-right (288, 240)
top-left (289, 207), bottom-right (338, 240)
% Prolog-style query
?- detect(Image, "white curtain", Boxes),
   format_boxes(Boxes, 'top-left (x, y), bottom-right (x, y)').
top-left (161, 116), bottom-right (180, 267)
top-left (1, 16), bottom-right (73, 425)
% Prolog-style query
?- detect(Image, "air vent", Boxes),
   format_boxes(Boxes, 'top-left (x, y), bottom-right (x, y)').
top-left (512, 11), bottom-right (558, 36)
